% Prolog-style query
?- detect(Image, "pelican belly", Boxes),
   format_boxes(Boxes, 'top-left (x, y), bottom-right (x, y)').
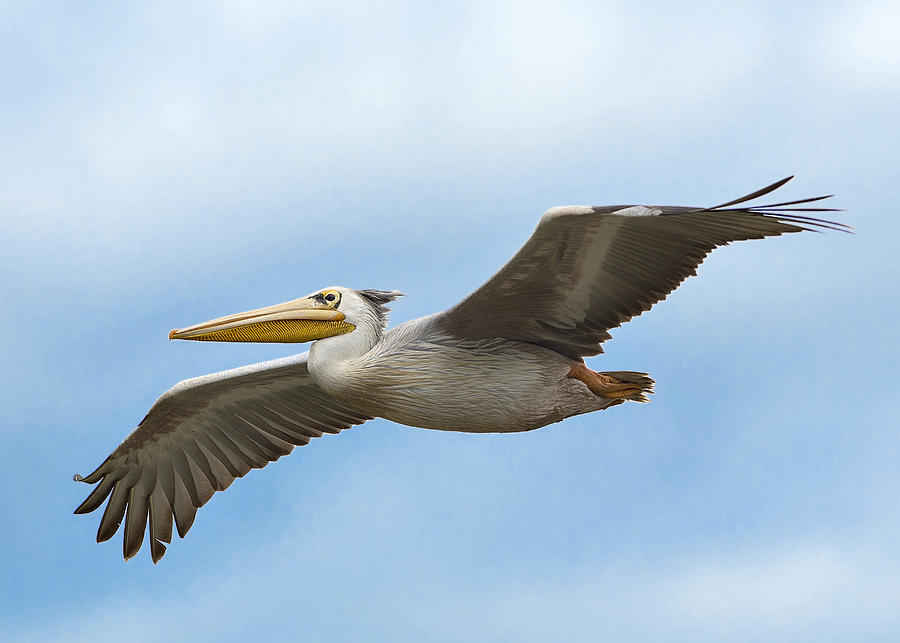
top-left (312, 321), bottom-right (613, 433)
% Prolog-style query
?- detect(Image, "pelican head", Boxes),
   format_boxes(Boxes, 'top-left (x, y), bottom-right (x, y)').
top-left (168, 287), bottom-right (402, 344)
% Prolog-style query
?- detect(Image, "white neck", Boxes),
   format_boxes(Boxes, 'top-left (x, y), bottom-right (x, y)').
top-left (307, 313), bottom-right (383, 394)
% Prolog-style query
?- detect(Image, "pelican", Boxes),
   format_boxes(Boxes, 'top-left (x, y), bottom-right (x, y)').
top-left (74, 177), bottom-right (847, 562)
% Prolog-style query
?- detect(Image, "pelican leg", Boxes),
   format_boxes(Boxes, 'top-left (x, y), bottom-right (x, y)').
top-left (567, 363), bottom-right (654, 401)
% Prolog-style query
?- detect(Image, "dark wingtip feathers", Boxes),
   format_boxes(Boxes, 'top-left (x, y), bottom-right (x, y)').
top-left (150, 539), bottom-right (167, 564)
top-left (700, 177), bottom-right (850, 234)
top-left (708, 176), bottom-right (795, 209)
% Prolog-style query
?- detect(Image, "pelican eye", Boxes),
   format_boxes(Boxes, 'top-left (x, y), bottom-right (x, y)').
top-left (311, 290), bottom-right (341, 307)
top-left (313, 290), bottom-right (341, 307)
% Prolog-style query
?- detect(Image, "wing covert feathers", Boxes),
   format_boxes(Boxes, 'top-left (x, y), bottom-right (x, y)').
top-left (436, 177), bottom-right (848, 359)
top-left (74, 353), bottom-right (370, 563)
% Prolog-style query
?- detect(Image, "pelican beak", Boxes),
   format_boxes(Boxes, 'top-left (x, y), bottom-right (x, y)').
top-left (168, 297), bottom-right (355, 343)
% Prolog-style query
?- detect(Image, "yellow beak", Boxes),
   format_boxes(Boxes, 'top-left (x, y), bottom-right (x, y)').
top-left (168, 297), bottom-right (355, 343)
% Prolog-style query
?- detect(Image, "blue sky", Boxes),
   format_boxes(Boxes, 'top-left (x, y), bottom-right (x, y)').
top-left (2, 1), bottom-right (898, 640)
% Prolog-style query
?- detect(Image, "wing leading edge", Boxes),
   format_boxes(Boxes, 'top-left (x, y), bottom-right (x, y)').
top-left (435, 177), bottom-right (848, 359)
top-left (74, 352), bottom-right (371, 562)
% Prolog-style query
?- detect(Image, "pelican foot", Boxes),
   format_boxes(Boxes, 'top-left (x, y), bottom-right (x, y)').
top-left (567, 363), bottom-right (654, 403)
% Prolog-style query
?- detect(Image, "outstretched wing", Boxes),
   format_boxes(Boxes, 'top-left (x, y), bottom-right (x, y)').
top-left (435, 177), bottom-right (848, 359)
top-left (74, 352), bottom-right (371, 563)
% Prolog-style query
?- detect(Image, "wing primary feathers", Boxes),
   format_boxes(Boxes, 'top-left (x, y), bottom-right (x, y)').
top-left (171, 474), bottom-right (198, 539)
top-left (181, 439), bottom-right (223, 493)
top-left (707, 176), bottom-right (794, 209)
top-left (148, 485), bottom-right (171, 564)
top-left (74, 353), bottom-right (369, 561)
top-left (122, 466), bottom-right (157, 560)
top-left (96, 469), bottom-right (140, 543)
top-left (157, 459), bottom-right (176, 509)
top-left (435, 177), bottom-right (847, 360)
top-left (123, 485), bottom-right (149, 561)
top-left (73, 455), bottom-right (113, 485)
top-left (766, 214), bottom-right (852, 232)
top-left (746, 194), bottom-right (835, 208)
top-left (170, 448), bottom-right (202, 508)
top-left (74, 475), bottom-right (116, 514)
top-left (185, 438), bottom-right (233, 491)
top-left (148, 470), bottom-right (174, 563)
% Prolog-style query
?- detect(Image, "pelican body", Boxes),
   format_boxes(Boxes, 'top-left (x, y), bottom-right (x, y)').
top-left (74, 177), bottom-right (847, 562)
top-left (311, 312), bottom-right (621, 434)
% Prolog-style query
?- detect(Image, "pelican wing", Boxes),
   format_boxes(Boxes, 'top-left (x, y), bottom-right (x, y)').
top-left (74, 352), bottom-right (370, 563)
top-left (436, 177), bottom-right (846, 359)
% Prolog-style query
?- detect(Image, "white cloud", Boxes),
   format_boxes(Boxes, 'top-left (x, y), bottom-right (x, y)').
top-left (20, 540), bottom-right (898, 642)
top-left (661, 547), bottom-right (850, 624)
top-left (0, 0), bottom-right (782, 235)
top-left (445, 1), bottom-right (771, 156)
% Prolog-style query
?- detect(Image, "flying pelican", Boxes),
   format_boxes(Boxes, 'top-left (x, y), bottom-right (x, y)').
top-left (74, 177), bottom-right (847, 562)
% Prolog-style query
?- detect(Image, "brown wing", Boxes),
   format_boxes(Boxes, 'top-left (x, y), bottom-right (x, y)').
top-left (435, 177), bottom-right (847, 359)
top-left (74, 352), bottom-right (371, 563)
